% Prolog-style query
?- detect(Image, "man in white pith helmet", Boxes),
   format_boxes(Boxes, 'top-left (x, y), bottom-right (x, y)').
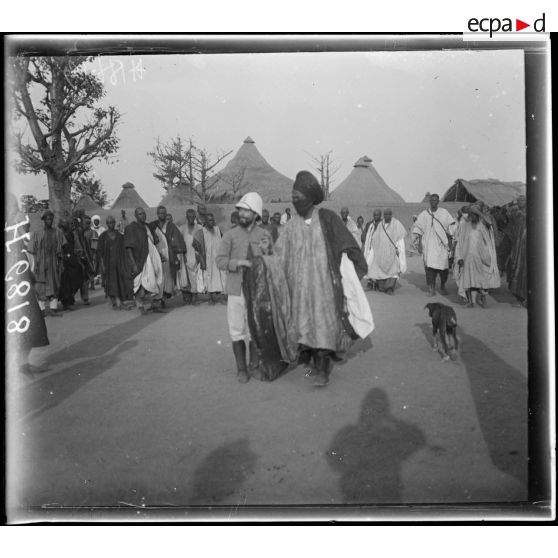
top-left (216, 192), bottom-right (267, 384)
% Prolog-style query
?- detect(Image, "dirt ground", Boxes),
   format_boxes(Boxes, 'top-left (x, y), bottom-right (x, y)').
top-left (6, 253), bottom-right (528, 521)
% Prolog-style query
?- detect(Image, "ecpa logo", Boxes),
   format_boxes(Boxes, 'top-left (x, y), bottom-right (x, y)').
top-left (468, 13), bottom-right (546, 37)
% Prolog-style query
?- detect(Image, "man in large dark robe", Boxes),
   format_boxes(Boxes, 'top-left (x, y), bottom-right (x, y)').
top-left (250, 171), bottom-right (368, 387)
top-left (58, 218), bottom-right (86, 310)
top-left (97, 215), bottom-right (133, 309)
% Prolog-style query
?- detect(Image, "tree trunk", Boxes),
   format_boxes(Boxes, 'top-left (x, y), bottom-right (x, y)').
top-left (47, 171), bottom-right (72, 220)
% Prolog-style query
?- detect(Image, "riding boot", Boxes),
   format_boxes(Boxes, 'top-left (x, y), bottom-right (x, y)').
top-left (232, 340), bottom-right (249, 383)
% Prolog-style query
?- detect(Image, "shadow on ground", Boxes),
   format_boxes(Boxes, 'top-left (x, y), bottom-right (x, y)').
top-left (188, 438), bottom-right (258, 505)
top-left (43, 311), bottom-right (167, 368)
top-left (15, 340), bottom-right (139, 421)
top-left (416, 322), bottom-right (527, 488)
top-left (326, 388), bottom-right (426, 503)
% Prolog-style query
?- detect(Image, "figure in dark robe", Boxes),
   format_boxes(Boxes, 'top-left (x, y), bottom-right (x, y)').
top-left (97, 215), bottom-right (133, 310)
top-left (58, 218), bottom-right (86, 310)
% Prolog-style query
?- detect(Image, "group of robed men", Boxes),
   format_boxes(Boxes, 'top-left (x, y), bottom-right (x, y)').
top-left (339, 192), bottom-right (526, 309)
top-left (26, 204), bottom-right (232, 317)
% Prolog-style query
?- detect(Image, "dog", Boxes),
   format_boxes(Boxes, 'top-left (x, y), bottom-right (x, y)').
top-left (425, 303), bottom-right (458, 361)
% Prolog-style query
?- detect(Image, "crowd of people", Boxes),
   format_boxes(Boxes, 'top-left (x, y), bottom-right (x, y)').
top-left (10, 175), bottom-right (527, 384)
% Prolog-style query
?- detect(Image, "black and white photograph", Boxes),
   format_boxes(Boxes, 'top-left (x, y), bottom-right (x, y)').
top-left (3, 34), bottom-right (553, 523)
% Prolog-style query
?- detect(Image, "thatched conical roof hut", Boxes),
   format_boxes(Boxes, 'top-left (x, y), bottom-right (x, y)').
top-left (74, 193), bottom-right (101, 212)
top-left (159, 180), bottom-right (194, 207)
top-left (111, 182), bottom-right (149, 209)
top-left (331, 156), bottom-right (404, 203)
top-left (207, 137), bottom-right (293, 202)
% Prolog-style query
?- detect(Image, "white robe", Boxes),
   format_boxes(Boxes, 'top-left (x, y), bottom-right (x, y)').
top-left (412, 207), bottom-right (456, 270)
top-left (133, 226), bottom-right (164, 296)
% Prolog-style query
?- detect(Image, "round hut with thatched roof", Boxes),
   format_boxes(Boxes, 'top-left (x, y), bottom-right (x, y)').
top-left (207, 136), bottom-right (293, 202)
top-left (331, 156), bottom-right (404, 204)
top-left (74, 193), bottom-right (101, 213)
top-left (159, 179), bottom-right (194, 207)
top-left (111, 182), bottom-right (149, 210)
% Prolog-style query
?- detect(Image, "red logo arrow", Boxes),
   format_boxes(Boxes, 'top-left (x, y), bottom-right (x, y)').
top-left (516, 19), bottom-right (530, 31)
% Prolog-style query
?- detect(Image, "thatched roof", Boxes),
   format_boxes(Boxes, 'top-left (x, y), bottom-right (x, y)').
top-left (74, 193), bottom-right (101, 212)
top-left (160, 184), bottom-right (194, 206)
top-left (207, 137), bottom-right (293, 202)
top-left (331, 156), bottom-right (405, 203)
top-left (111, 182), bottom-right (149, 209)
top-left (442, 178), bottom-right (526, 207)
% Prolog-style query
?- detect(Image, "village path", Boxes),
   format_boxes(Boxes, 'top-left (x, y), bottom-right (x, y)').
top-left (7, 254), bottom-right (528, 521)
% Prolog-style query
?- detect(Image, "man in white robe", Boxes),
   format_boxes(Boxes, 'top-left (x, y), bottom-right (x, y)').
top-left (412, 193), bottom-right (456, 296)
top-left (193, 213), bottom-right (226, 304)
top-left (340, 207), bottom-right (362, 245)
top-left (367, 208), bottom-right (407, 294)
top-left (179, 209), bottom-right (203, 305)
top-left (362, 209), bottom-right (383, 289)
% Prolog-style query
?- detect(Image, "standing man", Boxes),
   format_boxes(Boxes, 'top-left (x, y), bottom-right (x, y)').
top-left (58, 218), bottom-right (86, 311)
top-left (362, 209), bottom-right (383, 290)
top-left (340, 207), bottom-right (362, 245)
top-left (216, 192), bottom-right (267, 383)
top-left (150, 205), bottom-right (186, 305)
top-left (454, 205), bottom-right (500, 308)
top-left (97, 215), bottom-right (133, 310)
top-left (194, 213), bottom-right (225, 304)
top-left (366, 208), bottom-right (407, 294)
top-left (82, 214), bottom-right (98, 293)
top-left (356, 216), bottom-right (365, 247)
top-left (124, 207), bottom-right (165, 314)
top-left (117, 209), bottom-right (129, 235)
top-left (259, 208), bottom-right (279, 243)
top-left (27, 210), bottom-right (65, 317)
top-left (412, 193), bottom-right (456, 296)
top-left (179, 209), bottom-right (203, 305)
top-left (91, 215), bottom-right (106, 287)
top-left (265, 171), bottom-right (367, 387)
top-left (280, 207), bottom-right (292, 225)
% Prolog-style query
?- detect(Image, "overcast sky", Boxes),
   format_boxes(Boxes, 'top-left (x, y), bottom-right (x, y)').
top-left (8, 48), bottom-right (526, 206)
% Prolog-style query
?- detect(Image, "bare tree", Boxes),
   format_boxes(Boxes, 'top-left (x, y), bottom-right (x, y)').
top-left (308, 150), bottom-right (341, 200)
top-left (149, 136), bottom-right (232, 204)
top-left (10, 56), bottom-right (120, 218)
top-left (148, 135), bottom-right (191, 193)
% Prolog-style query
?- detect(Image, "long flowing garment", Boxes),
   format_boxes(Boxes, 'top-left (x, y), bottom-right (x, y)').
top-left (153, 223), bottom-right (175, 296)
top-left (243, 208), bottom-right (368, 377)
top-left (412, 208), bottom-right (456, 271)
top-left (58, 231), bottom-right (85, 307)
top-left (97, 231), bottom-right (133, 301)
top-left (179, 223), bottom-right (203, 293)
top-left (367, 218), bottom-right (407, 291)
top-left (28, 227), bottom-right (65, 300)
top-left (454, 219), bottom-right (500, 292)
top-left (133, 226), bottom-right (164, 297)
top-left (362, 222), bottom-right (380, 279)
top-left (201, 227), bottom-right (226, 293)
